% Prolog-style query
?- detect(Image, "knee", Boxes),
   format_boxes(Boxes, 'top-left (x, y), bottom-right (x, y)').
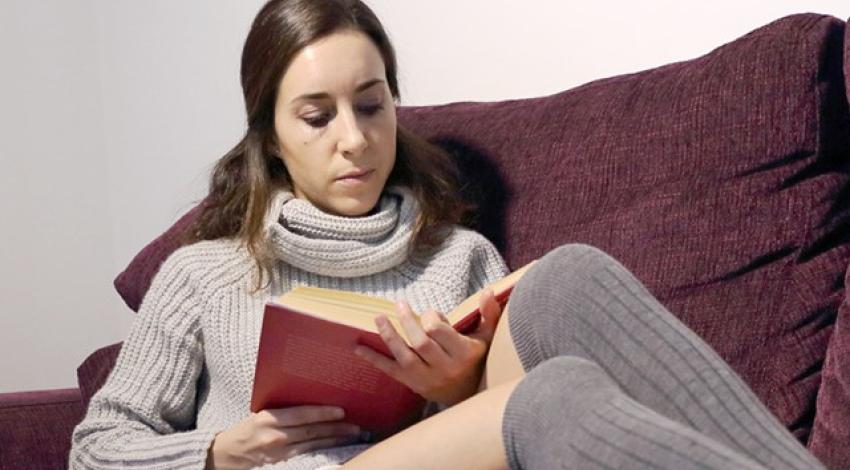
top-left (537, 243), bottom-right (615, 280)
top-left (509, 243), bottom-right (611, 307)
top-left (506, 244), bottom-right (625, 365)
top-left (534, 356), bottom-right (615, 391)
top-left (510, 356), bottom-right (619, 420)
top-left (514, 244), bottom-right (616, 299)
top-left (507, 244), bottom-right (662, 372)
top-left (503, 356), bottom-right (621, 468)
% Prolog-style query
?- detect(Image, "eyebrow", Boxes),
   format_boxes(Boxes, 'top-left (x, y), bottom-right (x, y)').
top-left (290, 79), bottom-right (385, 104)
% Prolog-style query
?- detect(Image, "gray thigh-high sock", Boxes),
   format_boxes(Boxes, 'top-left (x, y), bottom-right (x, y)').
top-left (503, 356), bottom-right (768, 470)
top-left (504, 244), bottom-right (822, 470)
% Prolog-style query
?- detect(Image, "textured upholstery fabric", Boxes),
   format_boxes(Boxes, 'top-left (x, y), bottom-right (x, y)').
top-left (77, 342), bottom-right (123, 409)
top-left (809, 264), bottom-right (850, 469)
top-left (0, 388), bottom-right (84, 470)
top-left (806, 21), bottom-right (850, 470)
top-left (108, 13), bottom-right (850, 468)
top-left (114, 203), bottom-right (203, 312)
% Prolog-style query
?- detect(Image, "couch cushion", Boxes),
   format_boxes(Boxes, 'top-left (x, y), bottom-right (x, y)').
top-left (113, 12), bottom-right (850, 457)
top-left (809, 263), bottom-right (850, 469)
top-left (0, 388), bottom-right (84, 470)
top-left (114, 205), bottom-right (202, 312)
top-left (397, 13), bottom-right (850, 449)
top-left (77, 342), bottom-right (123, 409)
top-left (808, 18), bottom-right (850, 470)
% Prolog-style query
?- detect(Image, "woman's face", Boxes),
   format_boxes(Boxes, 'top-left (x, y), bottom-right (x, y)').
top-left (273, 29), bottom-right (397, 217)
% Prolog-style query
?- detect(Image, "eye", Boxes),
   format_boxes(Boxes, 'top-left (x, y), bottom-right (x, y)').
top-left (357, 102), bottom-right (383, 116)
top-left (302, 113), bottom-right (331, 128)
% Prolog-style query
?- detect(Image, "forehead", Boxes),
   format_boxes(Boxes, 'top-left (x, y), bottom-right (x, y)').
top-left (279, 30), bottom-right (386, 100)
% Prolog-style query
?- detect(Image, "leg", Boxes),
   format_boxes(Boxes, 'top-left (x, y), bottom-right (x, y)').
top-left (505, 244), bottom-right (823, 469)
top-left (344, 355), bottom-right (772, 470)
top-left (342, 377), bottom-right (519, 470)
top-left (503, 356), bottom-right (768, 470)
top-left (479, 304), bottom-right (526, 391)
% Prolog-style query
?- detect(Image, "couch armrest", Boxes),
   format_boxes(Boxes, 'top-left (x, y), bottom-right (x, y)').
top-left (0, 388), bottom-right (85, 470)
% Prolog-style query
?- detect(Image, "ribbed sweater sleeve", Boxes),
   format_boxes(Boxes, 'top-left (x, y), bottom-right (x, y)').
top-left (465, 232), bottom-right (510, 296)
top-left (70, 250), bottom-right (217, 470)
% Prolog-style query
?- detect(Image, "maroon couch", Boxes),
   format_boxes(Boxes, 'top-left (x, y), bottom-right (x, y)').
top-left (3, 13), bottom-right (850, 469)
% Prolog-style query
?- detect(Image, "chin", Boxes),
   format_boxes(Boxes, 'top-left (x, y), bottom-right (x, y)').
top-left (331, 194), bottom-right (382, 217)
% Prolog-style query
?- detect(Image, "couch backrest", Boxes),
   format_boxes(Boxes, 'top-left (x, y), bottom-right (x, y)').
top-left (807, 16), bottom-right (850, 469)
top-left (397, 13), bottom-right (850, 444)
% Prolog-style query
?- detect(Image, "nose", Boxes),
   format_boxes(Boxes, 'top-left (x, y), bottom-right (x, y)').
top-left (337, 106), bottom-right (368, 157)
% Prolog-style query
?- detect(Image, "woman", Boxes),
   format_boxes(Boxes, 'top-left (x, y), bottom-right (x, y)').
top-left (70, 1), bottom-right (825, 469)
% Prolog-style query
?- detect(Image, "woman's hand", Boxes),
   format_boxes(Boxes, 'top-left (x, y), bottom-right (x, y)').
top-left (353, 288), bottom-right (504, 406)
top-left (206, 405), bottom-right (364, 470)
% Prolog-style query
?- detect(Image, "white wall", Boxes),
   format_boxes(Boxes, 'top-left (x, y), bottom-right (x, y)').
top-left (373, 1), bottom-right (850, 105)
top-left (0, 0), bottom-right (124, 393)
top-left (2, 1), bottom-right (848, 393)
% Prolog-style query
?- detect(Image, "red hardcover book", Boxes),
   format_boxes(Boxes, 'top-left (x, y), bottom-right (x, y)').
top-left (250, 261), bottom-right (536, 437)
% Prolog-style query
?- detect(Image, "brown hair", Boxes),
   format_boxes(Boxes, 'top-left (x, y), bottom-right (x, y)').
top-left (185, 0), bottom-right (470, 288)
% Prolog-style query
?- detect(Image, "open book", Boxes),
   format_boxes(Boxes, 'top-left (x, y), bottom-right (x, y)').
top-left (250, 261), bottom-right (536, 437)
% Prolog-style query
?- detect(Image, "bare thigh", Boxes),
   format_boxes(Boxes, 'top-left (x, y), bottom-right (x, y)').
top-left (480, 306), bottom-right (526, 391)
top-left (342, 377), bottom-right (520, 469)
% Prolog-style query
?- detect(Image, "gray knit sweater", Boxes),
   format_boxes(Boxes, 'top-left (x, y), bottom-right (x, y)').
top-left (69, 186), bottom-right (509, 469)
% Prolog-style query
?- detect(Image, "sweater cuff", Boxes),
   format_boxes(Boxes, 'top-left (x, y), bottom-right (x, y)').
top-left (70, 427), bottom-right (218, 470)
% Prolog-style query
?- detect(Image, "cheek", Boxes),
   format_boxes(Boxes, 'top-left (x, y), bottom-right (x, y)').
top-left (275, 121), bottom-right (321, 167)
top-left (272, 120), bottom-right (292, 158)
top-left (372, 111), bottom-right (397, 150)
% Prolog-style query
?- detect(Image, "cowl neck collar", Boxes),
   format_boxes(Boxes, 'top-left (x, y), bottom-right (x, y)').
top-left (266, 186), bottom-right (419, 278)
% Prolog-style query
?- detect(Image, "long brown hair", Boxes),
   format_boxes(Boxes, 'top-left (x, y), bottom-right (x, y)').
top-left (185, 0), bottom-right (470, 288)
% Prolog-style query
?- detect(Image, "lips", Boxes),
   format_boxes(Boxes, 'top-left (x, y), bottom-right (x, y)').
top-left (336, 169), bottom-right (373, 180)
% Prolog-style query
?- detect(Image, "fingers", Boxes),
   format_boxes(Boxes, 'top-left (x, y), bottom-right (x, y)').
top-left (396, 302), bottom-right (453, 367)
top-left (419, 309), bottom-right (473, 359)
top-left (375, 313), bottom-right (426, 371)
top-left (259, 405), bottom-right (345, 427)
top-left (226, 408), bottom-right (364, 468)
top-left (354, 342), bottom-right (404, 379)
top-left (276, 434), bottom-right (364, 461)
top-left (256, 422), bottom-right (364, 465)
top-left (259, 421), bottom-right (361, 447)
top-left (352, 301), bottom-right (493, 403)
